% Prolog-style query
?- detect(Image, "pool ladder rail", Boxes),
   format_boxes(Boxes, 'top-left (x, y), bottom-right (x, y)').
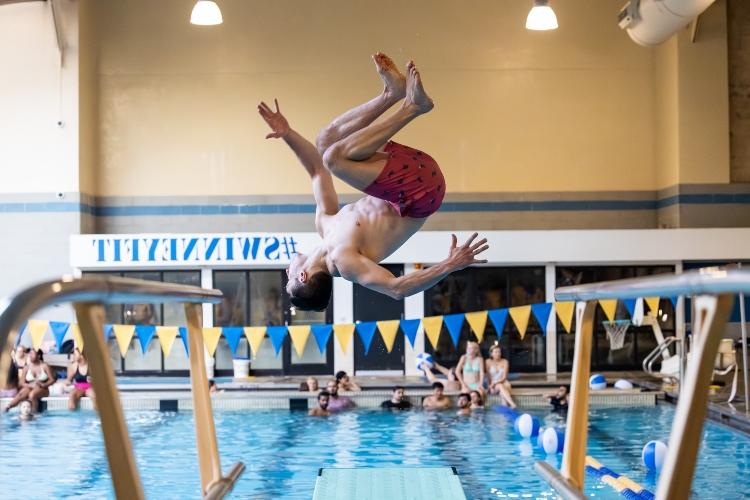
top-left (537, 268), bottom-right (750, 500)
top-left (0, 275), bottom-right (245, 500)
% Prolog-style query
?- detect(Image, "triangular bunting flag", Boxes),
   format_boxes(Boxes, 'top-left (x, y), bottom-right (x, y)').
top-left (202, 327), bottom-right (223, 356)
top-left (113, 325), bottom-right (135, 357)
top-left (267, 326), bottom-right (287, 356)
top-left (509, 306), bottom-right (532, 340)
top-left (400, 319), bottom-right (420, 348)
top-left (598, 299), bottom-right (618, 322)
top-left (531, 303), bottom-right (553, 334)
top-left (333, 324), bottom-right (355, 353)
top-left (288, 325), bottom-right (311, 358)
top-left (156, 326), bottom-right (179, 356)
top-left (422, 316), bottom-right (444, 349)
top-left (179, 327), bottom-right (189, 355)
top-left (49, 321), bottom-right (70, 351)
top-left (356, 322), bottom-right (378, 355)
top-left (669, 296), bottom-right (678, 308)
top-left (70, 324), bottom-right (83, 351)
top-left (28, 320), bottom-right (48, 350)
top-left (622, 298), bottom-right (637, 319)
top-left (244, 327), bottom-right (266, 356)
top-left (555, 302), bottom-right (575, 334)
top-left (376, 320), bottom-right (400, 353)
top-left (443, 314), bottom-right (465, 348)
top-left (134, 325), bottom-right (156, 354)
top-left (645, 297), bottom-right (661, 315)
top-left (222, 327), bottom-right (245, 355)
top-left (310, 324), bottom-right (332, 354)
top-left (488, 309), bottom-right (509, 338)
top-left (632, 298), bottom-right (645, 326)
top-left (464, 311), bottom-right (488, 342)
top-left (104, 324), bottom-right (114, 340)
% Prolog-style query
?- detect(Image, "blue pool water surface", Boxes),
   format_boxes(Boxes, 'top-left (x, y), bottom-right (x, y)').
top-left (1, 404), bottom-right (748, 499)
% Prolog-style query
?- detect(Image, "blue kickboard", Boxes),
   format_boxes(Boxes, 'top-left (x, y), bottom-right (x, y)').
top-left (312, 467), bottom-right (467, 500)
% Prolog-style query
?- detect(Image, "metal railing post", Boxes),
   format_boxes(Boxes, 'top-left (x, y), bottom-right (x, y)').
top-left (75, 302), bottom-right (145, 500)
top-left (560, 300), bottom-right (596, 491)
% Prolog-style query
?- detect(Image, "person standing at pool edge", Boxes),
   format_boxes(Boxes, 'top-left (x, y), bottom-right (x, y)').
top-left (258, 53), bottom-right (489, 310)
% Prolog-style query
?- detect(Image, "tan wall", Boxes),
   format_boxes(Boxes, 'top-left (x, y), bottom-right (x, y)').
top-left (95, 0), bottom-right (659, 196)
top-left (654, 37), bottom-right (680, 189)
top-left (78, 0), bottom-right (99, 195)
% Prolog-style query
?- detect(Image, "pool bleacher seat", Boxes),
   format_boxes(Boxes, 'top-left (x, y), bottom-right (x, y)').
top-left (312, 467), bottom-right (467, 500)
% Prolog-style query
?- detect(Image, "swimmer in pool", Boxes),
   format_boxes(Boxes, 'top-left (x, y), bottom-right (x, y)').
top-left (258, 53), bottom-right (489, 311)
top-left (309, 390), bottom-right (331, 416)
top-left (456, 393), bottom-right (471, 416)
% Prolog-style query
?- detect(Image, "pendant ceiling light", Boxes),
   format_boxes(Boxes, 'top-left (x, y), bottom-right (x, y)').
top-left (190, 0), bottom-right (223, 26)
top-left (526, 0), bottom-right (558, 31)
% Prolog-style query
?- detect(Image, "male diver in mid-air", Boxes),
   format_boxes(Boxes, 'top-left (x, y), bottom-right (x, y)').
top-left (258, 53), bottom-right (488, 311)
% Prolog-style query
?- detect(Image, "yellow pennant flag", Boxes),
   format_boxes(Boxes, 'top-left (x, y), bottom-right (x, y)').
top-left (555, 301), bottom-right (576, 333)
top-left (202, 327), bottom-right (222, 356)
top-left (70, 324), bottom-right (84, 351)
top-left (113, 325), bottom-right (135, 357)
top-left (28, 320), bottom-right (49, 350)
top-left (334, 324), bottom-right (355, 353)
top-left (288, 325), bottom-right (311, 358)
top-left (156, 326), bottom-right (179, 356)
top-left (509, 306), bottom-right (532, 340)
top-left (422, 316), bottom-right (444, 349)
top-left (376, 320), bottom-right (401, 353)
top-left (244, 327), bottom-right (267, 356)
top-left (644, 297), bottom-right (661, 315)
top-left (598, 299), bottom-right (618, 322)
top-left (464, 311), bottom-right (488, 342)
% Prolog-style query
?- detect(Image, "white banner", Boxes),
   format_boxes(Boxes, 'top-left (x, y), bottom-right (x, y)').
top-left (70, 233), bottom-right (322, 268)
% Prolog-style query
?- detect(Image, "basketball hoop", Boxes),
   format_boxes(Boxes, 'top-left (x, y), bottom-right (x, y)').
top-left (603, 319), bottom-right (631, 350)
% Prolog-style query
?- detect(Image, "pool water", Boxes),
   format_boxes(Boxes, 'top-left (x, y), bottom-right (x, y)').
top-left (1, 404), bottom-right (748, 499)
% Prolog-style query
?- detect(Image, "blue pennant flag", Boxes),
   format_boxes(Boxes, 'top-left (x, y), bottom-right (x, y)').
top-left (104, 324), bottom-right (114, 340)
top-left (267, 326), bottom-right (288, 356)
top-left (623, 298), bottom-right (637, 319)
top-left (400, 319), bottom-right (420, 348)
top-left (669, 296), bottom-right (678, 308)
top-left (49, 322), bottom-right (70, 351)
top-left (443, 314), bottom-right (465, 348)
top-left (531, 303), bottom-right (553, 334)
top-left (179, 327), bottom-right (189, 355)
top-left (222, 327), bottom-right (244, 355)
top-left (311, 324), bottom-right (333, 354)
top-left (488, 309), bottom-right (509, 338)
top-left (356, 322), bottom-right (378, 355)
top-left (135, 325), bottom-right (156, 354)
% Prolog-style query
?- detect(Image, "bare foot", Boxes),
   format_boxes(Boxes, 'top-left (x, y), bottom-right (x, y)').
top-left (404, 61), bottom-right (434, 114)
top-left (373, 52), bottom-right (406, 100)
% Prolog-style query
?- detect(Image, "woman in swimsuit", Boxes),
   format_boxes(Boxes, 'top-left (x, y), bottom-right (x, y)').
top-left (5, 349), bottom-right (55, 413)
top-left (67, 349), bottom-right (95, 410)
top-left (0, 359), bottom-right (19, 398)
top-left (11, 345), bottom-right (28, 379)
top-left (456, 341), bottom-right (485, 396)
top-left (486, 344), bottom-right (516, 408)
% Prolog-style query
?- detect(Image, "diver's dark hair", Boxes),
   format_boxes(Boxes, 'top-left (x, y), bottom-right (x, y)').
top-left (335, 371), bottom-right (347, 381)
top-left (432, 381), bottom-right (444, 390)
top-left (318, 390), bottom-right (331, 400)
top-left (289, 271), bottom-right (332, 312)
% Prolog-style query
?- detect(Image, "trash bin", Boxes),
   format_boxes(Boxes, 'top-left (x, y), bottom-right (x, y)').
top-left (233, 357), bottom-right (251, 378)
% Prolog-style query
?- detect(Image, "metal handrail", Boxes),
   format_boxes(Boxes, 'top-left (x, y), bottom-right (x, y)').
top-left (555, 268), bottom-right (750, 301)
top-left (642, 337), bottom-right (680, 376)
top-left (533, 462), bottom-right (586, 500)
top-left (0, 276), bottom-right (241, 500)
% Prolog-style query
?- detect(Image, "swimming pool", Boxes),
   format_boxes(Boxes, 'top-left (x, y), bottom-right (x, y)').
top-left (1, 404), bottom-right (747, 499)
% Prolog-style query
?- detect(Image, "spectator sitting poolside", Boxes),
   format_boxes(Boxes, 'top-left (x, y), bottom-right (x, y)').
top-left (422, 381), bottom-right (452, 410)
top-left (456, 393), bottom-right (471, 416)
top-left (5, 349), bottom-right (55, 414)
top-left (544, 386), bottom-right (569, 412)
top-left (335, 371), bottom-right (361, 392)
top-left (306, 376), bottom-right (319, 392)
top-left (309, 390), bottom-right (331, 416)
top-left (326, 379), bottom-right (355, 412)
top-left (299, 381), bottom-right (310, 391)
top-left (421, 362), bottom-right (461, 391)
top-left (469, 390), bottom-right (484, 410)
top-left (67, 349), bottom-right (95, 411)
top-left (381, 386), bottom-right (412, 410)
top-left (0, 359), bottom-right (19, 399)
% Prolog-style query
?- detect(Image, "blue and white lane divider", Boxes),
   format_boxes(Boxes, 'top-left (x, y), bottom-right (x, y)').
top-left (585, 456), bottom-right (655, 500)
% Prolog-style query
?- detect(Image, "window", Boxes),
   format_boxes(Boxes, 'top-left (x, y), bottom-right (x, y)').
top-left (555, 265), bottom-right (675, 371)
top-left (424, 267), bottom-right (546, 372)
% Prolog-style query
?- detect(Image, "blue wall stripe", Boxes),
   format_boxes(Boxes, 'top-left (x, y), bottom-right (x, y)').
top-left (1, 193), bottom-right (749, 216)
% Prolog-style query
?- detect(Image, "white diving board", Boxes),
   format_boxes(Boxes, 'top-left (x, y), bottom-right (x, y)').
top-left (312, 467), bottom-right (467, 500)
